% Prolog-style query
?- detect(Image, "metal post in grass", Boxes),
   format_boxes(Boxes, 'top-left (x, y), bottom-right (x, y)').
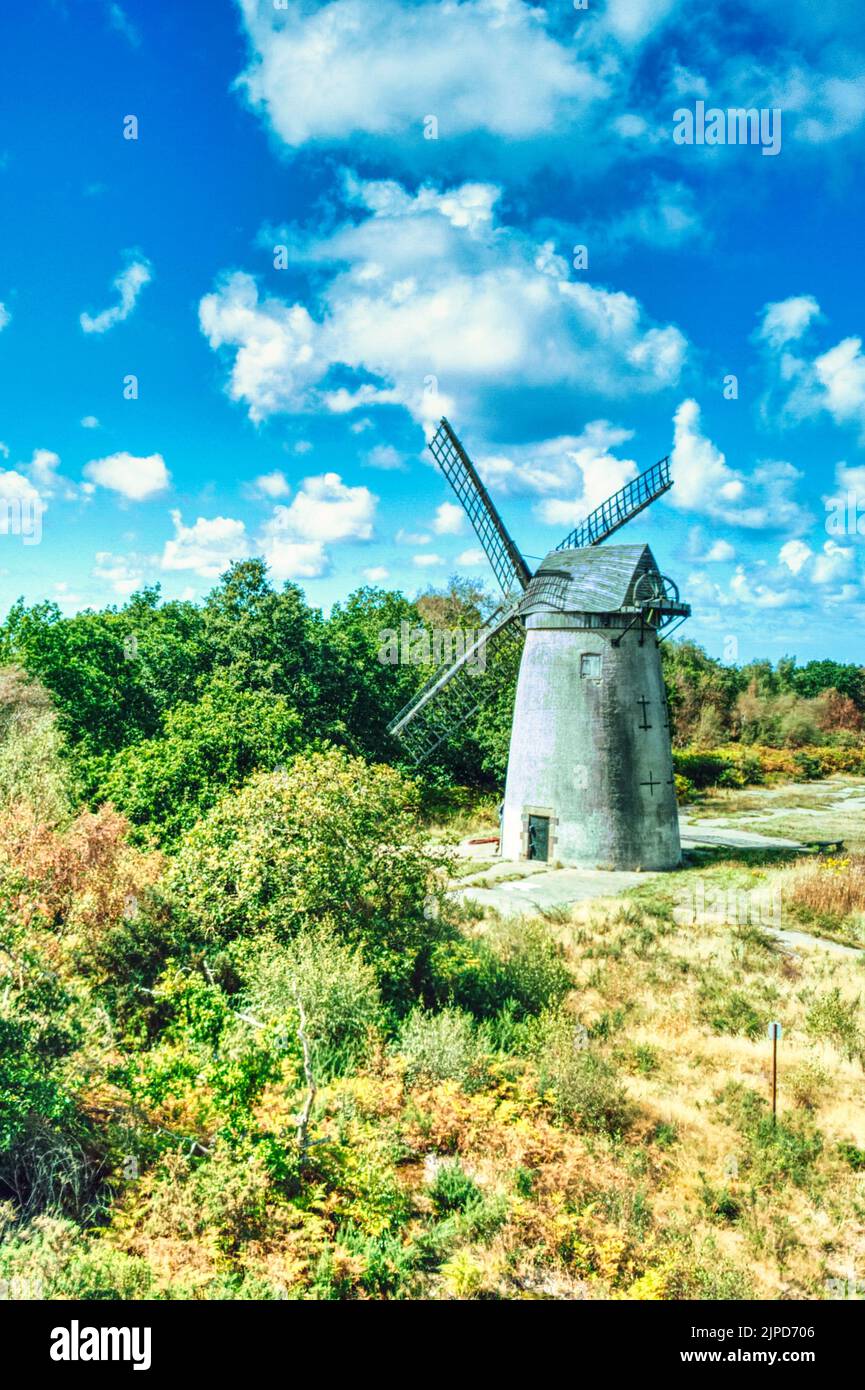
top-left (768, 1021), bottom-right (782, 1124)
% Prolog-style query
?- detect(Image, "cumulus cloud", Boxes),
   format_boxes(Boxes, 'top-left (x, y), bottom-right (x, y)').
top-left (758, 297), bottom-right (865, 439)
top-left (93, 550), bottom-right (146, 596)
top-left (80, 415), bottom-right (100, 429)
top-left (80, 254), bottom-right (152, 334)
top-left (234, 0), bottom-right (602, 149)
top-left (272, 471), bottom-right (375, 543)
top-left (162, 511), bottom-right (248, 578)
top-left (757, 295), bottom-right (820, 349)
top-left (432, 502), bottom-right (465, 535)
top-left (669, 400), bottom-right (809, 530)
top-left (251, 469), bottom-right (291, 499)
top-left (199, 175), bottom-right (688, 431)
top-left (83, 451), bottom-right (170, 500)
top-left (258, 471), bottom-right (377, 580)
top-left (780, 536), bottom-right (855, 586)
top-left (363, 565), bottom-right (390, 583)
top-left (413, 553), bottom-right (445, 567)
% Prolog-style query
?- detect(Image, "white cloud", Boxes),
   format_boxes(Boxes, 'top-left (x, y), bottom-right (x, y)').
top-left (604, 0), bottom-right (679, 45)
top-left (200, 175), bottom-right (687, 431)
top-left (432, 502), bottom-right (465, 535)
top-left (235, 0), bottom-right (603, 148)
top-left (272, 471), bottom-right (376, 543)
top-left (365, 444), bottom-right (406, 471)
top-left (705, 539), bottom-right (736, 562)
top-left (730, 565), bottom-right (798, 609)
top-left (759, 299), bottom-right (865, 439)
top-left (812, 539), bottom-right (855, 585)
top-left (413, 553), bottom-right (445, 567)
top-left (396, 529), bottom-right (431, 545)
top-left (456, 548), bottom-right (486, 566)
top-left (813, 337), bottom-right (865, 433)
top-left (779, 539), bottom-right (813, 574)
top-left (256, 472), bottom-right (377, 580)
top-left (757, 295), bottom-right (820, 349)
top-left (252, 469), bottom-right (291, 499)
top-left (0, 468), bottom-right (40, 506)
top-left (261, 535), bottom-right (330, 581)
top-left (83, 451), bottom-right (170, 500)
top-left (781, 537), bottom-right (855, 587)
top-left (80, 415), bottom-right (100, 429)
top-left (162, 510), bottom-right (248, 578)
top-left (670, 400), bottom-right (808, 530)
top-left (363, 565), bottom-right (390, 582)
top-left (80, 254), bottom-right (152, 334)
top-left (93, 550), bottom-right (146, 596)
top-left (0, 302), bottom-right (10, 332)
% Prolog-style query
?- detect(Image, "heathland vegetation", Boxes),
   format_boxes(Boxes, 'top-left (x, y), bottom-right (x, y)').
top-left (1, 561), bottom-right (863, 1299)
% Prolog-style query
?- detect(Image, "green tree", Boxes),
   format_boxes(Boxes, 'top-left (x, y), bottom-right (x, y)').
top-left (170, 748), bottom-right (446, 1006)
top-left (100, 675), bottom-right (305, 847)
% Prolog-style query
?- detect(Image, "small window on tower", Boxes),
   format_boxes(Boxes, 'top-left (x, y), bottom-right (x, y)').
top-left (580, 653), bottom-right (602, 678)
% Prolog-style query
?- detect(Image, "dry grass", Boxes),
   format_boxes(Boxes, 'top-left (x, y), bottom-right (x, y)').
top-left (787, 854), bottom-right (865, 921)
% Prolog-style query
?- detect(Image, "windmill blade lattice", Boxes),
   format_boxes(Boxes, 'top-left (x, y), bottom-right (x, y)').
top-left (429, 419), bottom-right (532, 596)
top-left (387, 598), bottom-right (525, 764)
top-left (555, 456), bottom-right (672, 552)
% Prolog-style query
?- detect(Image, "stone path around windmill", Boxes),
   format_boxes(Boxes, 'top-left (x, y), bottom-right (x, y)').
top-left (448, 777), bottom-right (865, 958)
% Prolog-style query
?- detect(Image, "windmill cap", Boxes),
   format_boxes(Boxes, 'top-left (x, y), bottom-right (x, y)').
top-left (521, 542), bottom-right (678, 615)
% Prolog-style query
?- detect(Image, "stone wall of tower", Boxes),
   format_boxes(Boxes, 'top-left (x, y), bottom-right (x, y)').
top-left (500, 613), bottom-right (682, 870)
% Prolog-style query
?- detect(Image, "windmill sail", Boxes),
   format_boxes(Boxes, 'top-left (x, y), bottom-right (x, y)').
top-left (387, 597), bottom-right (525, 763)
top-left (429, 419), bottom-right (531, 596)
top-left (555, 456), bottom-right (671, 552)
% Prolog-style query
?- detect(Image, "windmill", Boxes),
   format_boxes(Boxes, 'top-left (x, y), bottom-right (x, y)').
top-left (388, 419), bottom-right (691, 871)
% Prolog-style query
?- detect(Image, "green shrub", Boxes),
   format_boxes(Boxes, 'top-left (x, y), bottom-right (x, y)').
top-left (0, 1212), bottom-right (153, 1299)
top-left (170, 749), bottom-right (447, 1006)
top-left (805, 988), bottom-right (864, 1064)
top-left (698, 985), bottom-right (766, 1039)
top-left (243, 927), bottom-right (382, 1080)
top-left (534, 1014), bottom-right (633, 1136)
top-left (838, 1141), bottom-right (865, 1172)
top-left (427, 1159), bottom-right (483, 1217)
top-left (427, 919), bottom-right (571, 1020)
top-left (716, 1084), bottom-right (823, 1189)
top-left (395, 1008), bottom-right (489, 1092)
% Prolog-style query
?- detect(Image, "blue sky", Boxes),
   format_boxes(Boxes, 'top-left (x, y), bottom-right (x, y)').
top-left (1, 0), bottom-right (864, 663)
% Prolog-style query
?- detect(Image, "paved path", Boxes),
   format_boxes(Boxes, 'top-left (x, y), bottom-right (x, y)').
top-left (450, 812), bottom-right (805, 919)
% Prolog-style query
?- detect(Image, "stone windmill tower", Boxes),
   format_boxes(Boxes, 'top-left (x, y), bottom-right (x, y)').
top-left (389, 420), bottom-right (691, 871)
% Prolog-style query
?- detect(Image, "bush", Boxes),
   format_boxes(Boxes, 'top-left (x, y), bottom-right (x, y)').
top-left (805, 989), bottom-right (864, 1064)
top-left (100, 677), bottom-right (305, 848)
top-left (0, 1212), bottom-right (153, 1299)
top-left (427, 919), bottom-right (572, 1020)
top-left (534, 1014), bottom-right (633, 1136)
top-left (787, 1061), bottom-right (829, 1112)
top-left (427, 1159), bottom-right (483, 1217)
top-left (170, 748), bottom-right (446, 1006)
top-left (243, 927), bottom-right (382, 1080)
top-left (395, 1008), bottom-right (489, 1092)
